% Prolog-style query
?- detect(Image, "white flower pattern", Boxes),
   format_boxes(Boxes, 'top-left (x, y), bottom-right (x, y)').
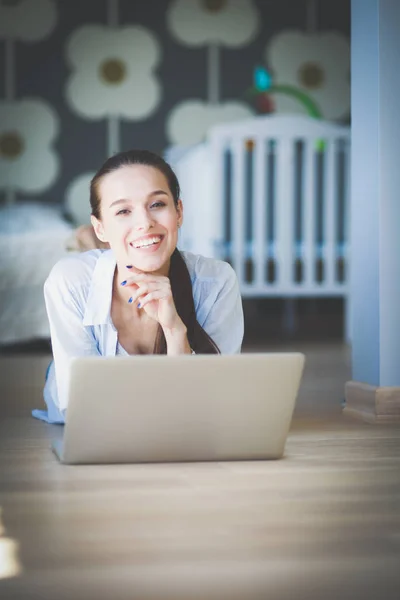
top-left (0, 99), bottom-right (59, 193)
top-left (65, 24), bottom-right (161, 120)
top-left (0, 0), bottom-right (57, 42)
top-left (167, 0), bottom-right (260, 47)
top-left (166, 100), bottom-right (253, 145)
top-left (266, 31), bottom-right (350, 120)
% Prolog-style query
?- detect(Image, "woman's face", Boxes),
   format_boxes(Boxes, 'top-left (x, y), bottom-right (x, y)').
top-left (91, 164), bottom-right (183, 274)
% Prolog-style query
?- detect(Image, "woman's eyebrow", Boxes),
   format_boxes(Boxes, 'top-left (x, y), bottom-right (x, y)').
top-left (148, 190), bottom-right (169, 198)
top-left (109, 198), bottom-right (130, 209)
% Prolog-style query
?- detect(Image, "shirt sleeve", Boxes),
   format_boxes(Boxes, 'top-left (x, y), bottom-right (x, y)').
top-left (44, 267), bottom-right (100, 413)
top-left (200, 263), bottom-right (244, 354)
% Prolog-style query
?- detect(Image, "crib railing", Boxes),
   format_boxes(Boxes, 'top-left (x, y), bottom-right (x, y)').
top-left (209, 116), bottom-right (350, 300)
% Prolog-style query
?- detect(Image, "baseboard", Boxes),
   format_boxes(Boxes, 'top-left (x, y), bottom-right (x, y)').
top-left (344, 381), bottom-right (400, 424)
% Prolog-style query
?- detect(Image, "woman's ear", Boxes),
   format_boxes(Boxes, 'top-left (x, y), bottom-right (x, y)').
top-left (90, 215), bottom-right (108, 243)
top-left (176, 199), bottom-right (184, 228)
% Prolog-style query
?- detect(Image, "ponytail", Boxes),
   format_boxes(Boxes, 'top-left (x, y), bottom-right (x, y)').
top-left (153, 250), bottom-right (220, 354)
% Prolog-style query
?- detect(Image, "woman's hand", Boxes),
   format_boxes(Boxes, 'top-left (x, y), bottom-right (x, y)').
top-left (123, 272), bottom-right (183, 333)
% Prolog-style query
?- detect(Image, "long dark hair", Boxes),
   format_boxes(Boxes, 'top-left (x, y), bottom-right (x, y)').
top-left (90, 149), bottom-right (220, 355)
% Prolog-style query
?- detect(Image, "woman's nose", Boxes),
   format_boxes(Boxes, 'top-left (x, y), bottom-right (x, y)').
top-left (133, 210), bottom-right (154, 231)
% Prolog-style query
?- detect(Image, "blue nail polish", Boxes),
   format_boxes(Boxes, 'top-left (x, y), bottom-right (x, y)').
top-left (128, 297), bottom-right (133, 304)
top-left (126, 265), bottom-right (132, 269)
top-left (137, 303), bottom-right (141, 308)
top-left (120, 280), bottom-right (127, 286)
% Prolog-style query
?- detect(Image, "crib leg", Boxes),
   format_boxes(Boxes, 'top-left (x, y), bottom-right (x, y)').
top-left (282, 299), bottom-right (297, 337)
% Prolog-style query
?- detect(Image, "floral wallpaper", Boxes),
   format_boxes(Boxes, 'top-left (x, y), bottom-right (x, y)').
top-left (0, 0), bottom-right (59, 203)
top-left (165, 0), bottom-right (258, 145)
top-left (265, 31), bottom-right (350, 119)
top-left (0, 0), bottom-right (350, 220)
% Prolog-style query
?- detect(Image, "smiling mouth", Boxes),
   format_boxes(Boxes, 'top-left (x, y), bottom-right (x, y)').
top-left (130, 235), bottom-right (164, 250)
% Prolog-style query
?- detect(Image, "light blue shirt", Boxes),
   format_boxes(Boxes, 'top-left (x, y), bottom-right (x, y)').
top-left (32, 249), bottom-right (244, 424)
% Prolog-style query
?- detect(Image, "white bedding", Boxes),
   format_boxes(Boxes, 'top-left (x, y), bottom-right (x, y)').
top-left (0, 203), bottom-right (74, 345)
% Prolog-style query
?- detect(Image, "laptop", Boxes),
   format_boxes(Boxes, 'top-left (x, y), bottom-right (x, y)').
top-left (51, 353), bottom-right (305, 465)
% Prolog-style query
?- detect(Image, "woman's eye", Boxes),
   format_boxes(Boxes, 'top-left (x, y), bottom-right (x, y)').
top-left (116, 209), bottom-right (130, 216)
top-left (150, 202), bottom-right (165, 209)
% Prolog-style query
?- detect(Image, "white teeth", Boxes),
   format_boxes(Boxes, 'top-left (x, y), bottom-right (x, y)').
top-left (133, 236), bottom-right (161, 249)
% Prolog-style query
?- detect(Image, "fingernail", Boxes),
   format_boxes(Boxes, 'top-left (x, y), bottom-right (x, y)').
top-left (120, 280), bottom-right (127, 286)
top-left (128, 297), bottom-right (133, 304)
top-left (137, 303), bottom-right (141, 308)
top-left (126, 265), bottom-right (132, 269)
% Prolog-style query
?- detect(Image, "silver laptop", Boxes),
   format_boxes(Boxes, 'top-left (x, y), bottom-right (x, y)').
top-left (51, 353), bottom-right (305, 465)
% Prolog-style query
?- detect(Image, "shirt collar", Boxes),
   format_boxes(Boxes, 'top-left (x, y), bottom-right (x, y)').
top-left (83, 250), bottom-right (117, 327)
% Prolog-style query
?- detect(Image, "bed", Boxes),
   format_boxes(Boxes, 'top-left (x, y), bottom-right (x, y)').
top-left (0, 203), bottom-right (74, 345)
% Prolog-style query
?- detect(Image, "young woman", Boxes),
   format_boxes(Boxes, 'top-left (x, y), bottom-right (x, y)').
top-left (32, 150), bottom-right (244, 424)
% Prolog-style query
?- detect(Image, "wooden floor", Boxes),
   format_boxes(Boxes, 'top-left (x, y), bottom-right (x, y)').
top-left (1, 341), bottom-right (400, 599)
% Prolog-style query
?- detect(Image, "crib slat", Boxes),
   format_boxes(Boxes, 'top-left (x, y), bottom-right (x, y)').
top-left (210, 135), bottom-right (226, 260)
top-left (343, 138), bottom-right (351, 269)
top-left (253, 139), bottom-right (267, 287)
top-left (324, 139), bottom-right (337, 289)
top-left (303, 140), bottom-right (317, 287)
top-left (275, 138), bottom-right (294, 288)
top-left (231, 139), bottom-right (246, 284)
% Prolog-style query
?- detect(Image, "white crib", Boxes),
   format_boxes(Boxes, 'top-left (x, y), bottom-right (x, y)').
top-left (166, 115), bottom-right (351, 340)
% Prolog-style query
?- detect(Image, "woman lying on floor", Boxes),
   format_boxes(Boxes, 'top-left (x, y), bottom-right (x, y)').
top-left (33, 149), bottom-right (244, 424)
